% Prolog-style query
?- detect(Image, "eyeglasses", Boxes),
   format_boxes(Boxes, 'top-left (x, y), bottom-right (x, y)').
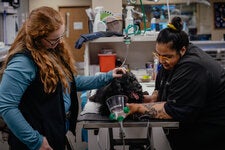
top-left (152, 52), bottom-right (175, 61)
top-left (44, 31), bottom-right (66, 46)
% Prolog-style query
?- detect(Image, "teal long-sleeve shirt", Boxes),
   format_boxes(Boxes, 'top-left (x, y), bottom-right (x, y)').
top-left (0, 54), bottom-right (113, 150)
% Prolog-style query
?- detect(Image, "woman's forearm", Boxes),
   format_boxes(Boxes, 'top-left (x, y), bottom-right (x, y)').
top-left (142, 102), bottom-right (172, 119)
top-left (127, 102), bottom-right (172, 119)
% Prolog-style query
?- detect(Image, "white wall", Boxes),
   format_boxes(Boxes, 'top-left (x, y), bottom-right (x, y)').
top-left (29, 0), bottom-right (122, 15)
top-left (92, 0), bottom-right (122, 14)
top-left (29, 0), bottom-right (91, 11)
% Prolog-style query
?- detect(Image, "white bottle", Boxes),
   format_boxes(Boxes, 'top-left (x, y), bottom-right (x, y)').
top-left (93, 6), bottom-right (107, 32)
top-left (125, 6), bottom-right (134, 35)
top-left (151, 17), bottom-right (156, 31)
top-left (153, 58), bottom-right (159, 80)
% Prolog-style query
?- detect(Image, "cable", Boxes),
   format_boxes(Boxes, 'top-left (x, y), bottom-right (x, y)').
top-left (120, 43), bottom-right (129, 67)
top-left (167, 0), bottom-right (171, 22)
top-left (119, 121), bottom-right (126, 150)
top-left (125, 24), bottom-right (140, 36)
top-left (140, 0), bottom-right (147, 33)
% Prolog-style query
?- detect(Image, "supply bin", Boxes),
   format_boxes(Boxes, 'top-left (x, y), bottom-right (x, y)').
top-left (98, 53), bottom-right (116, 72)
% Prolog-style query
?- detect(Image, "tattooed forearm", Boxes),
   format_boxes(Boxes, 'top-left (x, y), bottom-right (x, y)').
top-left (142, 103), bottom-right (157, 118)
top-left (142, 102), bottom-right (172, 119)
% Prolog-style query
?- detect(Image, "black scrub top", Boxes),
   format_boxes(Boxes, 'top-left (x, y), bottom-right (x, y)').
top-left (155, 43), bottom-right (225, 126)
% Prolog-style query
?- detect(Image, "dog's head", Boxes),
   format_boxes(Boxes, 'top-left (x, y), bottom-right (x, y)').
top-left (89, 72), bottom-right (147, 116)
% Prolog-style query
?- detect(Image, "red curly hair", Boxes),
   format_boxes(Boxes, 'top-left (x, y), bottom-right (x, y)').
top-left (0, 6), bottom-right (77, 93)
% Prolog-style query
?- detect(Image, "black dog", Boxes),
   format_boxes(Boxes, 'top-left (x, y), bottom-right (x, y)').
top-left (89, 72), bottom-right (150, 150)
top-left (89, 72), bottom-right (148, 117)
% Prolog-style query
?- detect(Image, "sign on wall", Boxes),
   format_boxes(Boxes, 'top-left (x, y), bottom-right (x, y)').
top-left (214, 2), bottom-right (225, 29)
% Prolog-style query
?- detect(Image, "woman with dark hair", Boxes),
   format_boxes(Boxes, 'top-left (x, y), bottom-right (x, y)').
top-left (0, 6), bottom-right (126, 150)
top-left (127, 17), bottom-right (225, 150)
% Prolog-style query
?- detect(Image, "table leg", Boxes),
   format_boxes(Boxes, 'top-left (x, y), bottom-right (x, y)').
top-left (108, 128), bottom-right (114, 150)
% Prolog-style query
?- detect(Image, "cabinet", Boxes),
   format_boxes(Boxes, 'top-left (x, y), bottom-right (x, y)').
top-left (84, 35), bottom-right (157, 75)
top-left (0, 0), bottom-right (29, 45)
top-left (193, 41), bottom-right (225, 68)
top-left (0, 3), bottom-right (17, 44)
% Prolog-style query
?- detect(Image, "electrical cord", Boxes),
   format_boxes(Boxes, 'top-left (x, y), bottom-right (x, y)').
top-left (122, 23), bottom-right (140, 68)
top-left (120, 41), bottom-right (130, 67)
top-left (125, 24), bottom-right (140, 36)
top-left (167, 0), bottom-right (171, 22)
top-left (140, 0), bottom-right (147, 33)
top-left (119, 121), bottom-right (126, 150)
top-left (136, 114), bottom-right (152, 149)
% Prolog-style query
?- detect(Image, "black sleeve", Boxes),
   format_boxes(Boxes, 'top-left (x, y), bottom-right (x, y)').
top-left (155, 68), bottom-right (162, 91)
top-left (164, 62), bottom-right (209, 122)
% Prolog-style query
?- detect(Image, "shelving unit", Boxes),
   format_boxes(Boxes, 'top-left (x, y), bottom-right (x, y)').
top-left (192, 41), bottom-right (225, 68)
top-left (84, 37), bottom-right (225, 75)
top-left (84, 35), bottom-right (157, 75)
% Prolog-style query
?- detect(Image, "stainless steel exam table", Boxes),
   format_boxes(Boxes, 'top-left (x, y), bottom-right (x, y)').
top-left (78, 113), bottom-right (179, 150)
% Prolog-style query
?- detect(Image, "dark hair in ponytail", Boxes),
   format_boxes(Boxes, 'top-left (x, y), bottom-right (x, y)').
top-left (171, 17), bottom-right (183, 31)
top-left (156, 16), bottom-right (189, 53)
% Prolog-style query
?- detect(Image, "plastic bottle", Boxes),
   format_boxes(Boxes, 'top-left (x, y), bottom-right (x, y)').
top-left (151, 17), bottom-right (156, 31)
top-left (153, 58), bottom-right (159, 80)
top-left (93, 6), bottom-right (107, 32)
top-left (145, 62), bottom-right (153, 78)
top-left (125, 6), bottom-right (134, 35)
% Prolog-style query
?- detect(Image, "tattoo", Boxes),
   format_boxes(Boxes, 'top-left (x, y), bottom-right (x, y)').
top-left (143, 104), bottom-right (157, 118)
top-left (142, 102), bottom-right (171, 119)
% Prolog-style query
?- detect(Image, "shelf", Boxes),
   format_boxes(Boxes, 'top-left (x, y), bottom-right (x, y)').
top-left (192, 41), bottom-right (225, 45)
top-left (85, 35), bottom-right (225, 75)
top-left (191, 41), bottom-right (225, 51)
top-left (0, 6), bottom-right (17, 14)
top-left (90, 36), bottom-right (225, 45)
top-left (89, 35), bottom-right (157, 43)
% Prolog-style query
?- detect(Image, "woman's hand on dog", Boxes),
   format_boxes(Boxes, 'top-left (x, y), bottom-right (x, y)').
top-left (112, 67), bottom-right (127, 78)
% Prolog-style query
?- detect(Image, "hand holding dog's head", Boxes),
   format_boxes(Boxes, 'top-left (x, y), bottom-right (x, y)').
top-left (90, 72), bottom-right (148, 116)
top-left (112, 67), bottom-right (127, 78)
